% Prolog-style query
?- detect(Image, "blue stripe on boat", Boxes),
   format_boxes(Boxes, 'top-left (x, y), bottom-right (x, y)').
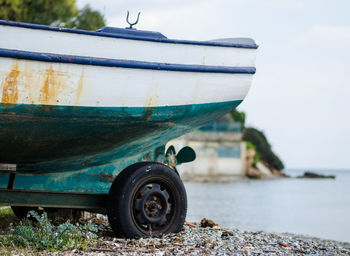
top-left (0, 19), bottom-right (258, 49)
top-left (0, 48), bottom-right (256, 74)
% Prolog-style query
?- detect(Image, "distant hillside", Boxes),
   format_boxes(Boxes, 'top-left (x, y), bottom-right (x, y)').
top-left (230, 110), bottom-right (284, 171)
top-left (243, 127), bottom-right (284, 171)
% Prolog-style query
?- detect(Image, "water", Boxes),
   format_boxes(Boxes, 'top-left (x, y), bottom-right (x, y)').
top-left (184, 169), bottom-right (350, 242)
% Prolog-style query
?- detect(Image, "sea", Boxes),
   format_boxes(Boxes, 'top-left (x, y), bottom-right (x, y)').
top-left (184, 169), bottom-right (350, 242)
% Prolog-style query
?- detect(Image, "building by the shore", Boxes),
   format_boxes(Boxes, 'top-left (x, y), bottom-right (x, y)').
top-left (168, 121), bottom-right (249, 182)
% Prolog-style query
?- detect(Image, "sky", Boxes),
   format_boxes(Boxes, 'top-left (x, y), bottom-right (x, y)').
top-left (77, 0), bottom-right (350, 170)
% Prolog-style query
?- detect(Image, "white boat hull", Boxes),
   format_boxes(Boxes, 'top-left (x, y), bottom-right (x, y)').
top-left (0, 58), bottom-right (253, 107)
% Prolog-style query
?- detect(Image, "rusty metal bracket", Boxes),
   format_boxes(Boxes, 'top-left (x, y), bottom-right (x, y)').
top-left (0, 163), bottom-right (17, 172)
top-left (0, 163), bottom-right (17, 189)
top-left (7, 173), bottom-right (15, 189)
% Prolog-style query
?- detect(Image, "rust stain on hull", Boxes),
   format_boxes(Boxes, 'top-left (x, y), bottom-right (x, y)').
top-left (90, 173), bottom-right (114, 182)
top-left (143, 84), bottom-right (160, 120)
top-left (1, 63), bottom-right (20, 103)
top-left (0, 60), bottom-right (86, 107)
top-left (38, 65), bottom-right (70, 105)
top-left (39, 66), bottom-right (59, 105)
top-left (143, 107), bottom-right (155, 120)
top-left (23, 63), bottom-right (37, 104)
top-left (75, 70), bottom-right (85, 105)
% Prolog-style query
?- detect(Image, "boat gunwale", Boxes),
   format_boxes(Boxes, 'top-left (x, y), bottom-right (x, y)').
top-left (0, 19), bottom-right (259, 49)
top-left (0, 48), bottom-right (256, 74)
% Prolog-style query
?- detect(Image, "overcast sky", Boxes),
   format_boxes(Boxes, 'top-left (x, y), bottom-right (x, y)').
top-left (77, 0), bottom-right (350, 170)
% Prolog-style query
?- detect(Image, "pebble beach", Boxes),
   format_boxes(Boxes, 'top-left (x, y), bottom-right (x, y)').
top-left (51, 219), bottom-right (350, 256)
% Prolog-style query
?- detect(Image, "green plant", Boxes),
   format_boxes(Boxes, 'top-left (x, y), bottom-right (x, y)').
top-left (246, 141), bottom-right (261, 165)
top-left (0, 0), bottom-right (78, 25)
top-left (230, 109), bottom-right (246, 129)
top-left (0, 0), bottom-right (106, 30)
top-left (65, 4), bottom-right (105, 30)
top-left (246, 141), bottom-right (255, 150)
top-left (0, 210), bottom-right (98, 250)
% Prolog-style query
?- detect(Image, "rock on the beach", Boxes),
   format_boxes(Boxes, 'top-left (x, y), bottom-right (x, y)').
top-left (200, 218), bottom-right (217, 228)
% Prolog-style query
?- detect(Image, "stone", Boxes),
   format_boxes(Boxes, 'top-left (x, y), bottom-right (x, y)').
top-left (200, 218), bottom-right (216, 228)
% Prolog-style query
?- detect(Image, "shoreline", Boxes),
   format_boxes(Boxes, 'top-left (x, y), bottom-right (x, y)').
top-left (52, 221), bottom-right (350, 255)
top-left (0, 209), bottom-right (349, 255)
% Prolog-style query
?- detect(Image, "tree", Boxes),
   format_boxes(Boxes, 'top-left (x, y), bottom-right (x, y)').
top-left (66, 4), bottom-right (105, 31)
top-left (0, 0), bottom-right (77, 25)
top-left (0, 0), bottom-right (105, 30)
top-left (230, 109), bottom-right (246, 129)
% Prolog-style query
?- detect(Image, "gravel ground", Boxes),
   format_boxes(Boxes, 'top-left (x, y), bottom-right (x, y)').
top-left (49, 215), bottom-right (350, 256)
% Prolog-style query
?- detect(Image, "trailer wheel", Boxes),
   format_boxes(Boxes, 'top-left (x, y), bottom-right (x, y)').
top-left (107, 162), bottom-right (187, 238)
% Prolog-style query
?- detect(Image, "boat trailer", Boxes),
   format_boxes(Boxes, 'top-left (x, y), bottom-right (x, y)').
top-left (0, 146), bottom-right (195, 238)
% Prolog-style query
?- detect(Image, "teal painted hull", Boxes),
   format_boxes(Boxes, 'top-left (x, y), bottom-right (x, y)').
top-left (0, 100), bottom-right (242, 193)
top-left (0, 100), bottom-right (241, 173)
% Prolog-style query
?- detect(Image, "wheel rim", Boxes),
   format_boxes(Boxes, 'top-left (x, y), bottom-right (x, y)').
top-left (132, 181), bottom-right (174, 232)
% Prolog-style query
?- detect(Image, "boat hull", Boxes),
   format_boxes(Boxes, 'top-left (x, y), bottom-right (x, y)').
top-left (0, 56), bottom-right (252, 173)
top-left (0, 20), bottom-right (257, 176)
top-left (0, 100), bottom-right (241, 173)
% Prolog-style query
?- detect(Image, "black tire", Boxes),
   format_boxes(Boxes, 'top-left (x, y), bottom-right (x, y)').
top-left (107, 162), bottom-right (187, 238)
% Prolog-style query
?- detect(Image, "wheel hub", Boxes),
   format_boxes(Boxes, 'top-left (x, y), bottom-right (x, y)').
top-left (133, 183), bottom-right (171, 228)
top-left (145, 199), bottom-right (161, 214)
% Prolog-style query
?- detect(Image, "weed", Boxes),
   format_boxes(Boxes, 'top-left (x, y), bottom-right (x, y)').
top-left (0, 210), bottom-right (98, 251)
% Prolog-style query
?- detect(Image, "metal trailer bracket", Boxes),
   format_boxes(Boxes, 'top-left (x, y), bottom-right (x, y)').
top-left (0, 189), bottom-right (107, 213)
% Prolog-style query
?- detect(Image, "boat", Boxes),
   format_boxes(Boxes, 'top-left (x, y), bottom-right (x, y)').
top-left (0, 19), bottom-right (257, 238)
